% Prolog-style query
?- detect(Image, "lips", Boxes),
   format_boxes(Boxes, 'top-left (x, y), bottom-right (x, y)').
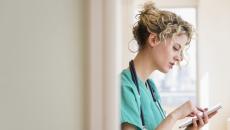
top-left (169, 62), bottom-right (175, 69)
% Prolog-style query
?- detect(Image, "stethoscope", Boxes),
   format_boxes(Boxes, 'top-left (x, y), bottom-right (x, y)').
top-left (129, 60), bottom-right (166, 129)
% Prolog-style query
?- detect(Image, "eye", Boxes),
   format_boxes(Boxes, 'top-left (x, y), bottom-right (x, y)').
top-left (173, 46), bottom-right (179, 51)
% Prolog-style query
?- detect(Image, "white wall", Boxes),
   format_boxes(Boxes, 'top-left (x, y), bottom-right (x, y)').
top-left (198, 0), bottom-right (230, 130)
top-left (121, 0), bottom-right (136, 69)
top-left (88, 0), bottom-right (121, 130)
top-left (0, 0), bottom-right (85, 130)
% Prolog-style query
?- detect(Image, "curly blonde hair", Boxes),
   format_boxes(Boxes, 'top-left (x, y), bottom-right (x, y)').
top-left (133, 1), bottom-right (194, 50)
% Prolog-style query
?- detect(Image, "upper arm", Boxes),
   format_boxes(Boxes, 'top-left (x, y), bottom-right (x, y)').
top-left (120, 72), bottom-right (143, 130)
top-left (121, 123), bottom-right (137, 130)
top-left (120, 83), bottom-right (142, 130)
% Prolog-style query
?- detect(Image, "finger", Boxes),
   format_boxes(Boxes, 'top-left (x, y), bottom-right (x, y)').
top-left (197, 106), bottom-right (205, 112)
top-left (197, 114), bottom-right (204, 127)
top-left (189, 114), bottom-right (195, 117)
top-left (203, 111), bottom-right (208, 124)
top-left (192, 118), bottom-right (198, 128)
top-left (187, 112), bottom-right (196, 117)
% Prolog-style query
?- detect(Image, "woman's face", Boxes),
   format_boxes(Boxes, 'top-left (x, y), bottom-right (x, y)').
top-left (152, 34), bottom-right (188, 73)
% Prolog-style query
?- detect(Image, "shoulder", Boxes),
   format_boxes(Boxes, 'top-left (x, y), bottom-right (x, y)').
top-left (120, 69), bottom-right (134, 88)
top-left (120, 68), bottom-right (140, 97)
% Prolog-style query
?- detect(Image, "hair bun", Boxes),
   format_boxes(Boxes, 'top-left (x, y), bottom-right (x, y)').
top-left (132, 1), bottom-right (193, 51)
top-left (139, 1), bottom-right (159, 20)
top-left (143, 1), bottom-right (158, 12)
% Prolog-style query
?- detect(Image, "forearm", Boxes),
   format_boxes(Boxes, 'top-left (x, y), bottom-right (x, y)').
top-left (155, 113), bottom-right (177, 130)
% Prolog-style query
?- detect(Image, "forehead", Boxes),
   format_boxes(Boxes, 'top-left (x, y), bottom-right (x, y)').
top-left (172, 34), bottom-right (188, 46)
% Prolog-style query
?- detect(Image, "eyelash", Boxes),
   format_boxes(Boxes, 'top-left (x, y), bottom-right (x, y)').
top-left (173, 47), bottom-right (179, 51)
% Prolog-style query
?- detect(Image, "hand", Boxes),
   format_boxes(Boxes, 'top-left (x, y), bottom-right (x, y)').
top-left (186, 108), bottom-right (218, 130)
top-left (170, 100), bottom-right (199, 120)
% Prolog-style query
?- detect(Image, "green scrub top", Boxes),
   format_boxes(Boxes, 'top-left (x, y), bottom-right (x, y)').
top-left (120, 69), bottom-right (165, 130)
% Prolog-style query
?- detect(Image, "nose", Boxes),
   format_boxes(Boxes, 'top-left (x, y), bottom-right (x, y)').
top-left (174, 52), bottom-right (183, 62)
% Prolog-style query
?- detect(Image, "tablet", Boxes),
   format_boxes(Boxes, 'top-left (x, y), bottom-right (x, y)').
top-left (178, 104), bottom-right (222, 129)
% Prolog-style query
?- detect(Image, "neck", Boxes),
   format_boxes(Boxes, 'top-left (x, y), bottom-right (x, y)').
top-left (133, 50), bottom-right (157, 82)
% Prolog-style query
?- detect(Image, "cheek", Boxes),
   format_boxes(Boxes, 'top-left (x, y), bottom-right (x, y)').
top-left (161, 48), bottom-right (172, 61)
top-left (153, 45), bottom-right (173, 67)
top-left (161, 49), bottom-right (175, 69)
top-left (157, 49), bottom-right (171, 66)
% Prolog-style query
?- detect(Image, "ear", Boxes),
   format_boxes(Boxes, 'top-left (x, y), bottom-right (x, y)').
top-left (148, 33), bottom-right (159, 47)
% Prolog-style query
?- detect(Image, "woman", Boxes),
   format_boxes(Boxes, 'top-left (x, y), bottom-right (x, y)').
top-left (120, 2), bottom-right (216, 130)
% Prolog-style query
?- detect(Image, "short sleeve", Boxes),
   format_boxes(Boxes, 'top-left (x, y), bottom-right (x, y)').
top-left (120, 84), bottom-right (143, 130)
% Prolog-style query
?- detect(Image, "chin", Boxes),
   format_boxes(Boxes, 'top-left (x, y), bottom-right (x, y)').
top-left (159, 68), bottom-right (170, 73)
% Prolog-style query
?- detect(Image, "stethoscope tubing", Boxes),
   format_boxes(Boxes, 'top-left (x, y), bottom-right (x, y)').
top-left (129, 60), bottom-right (166, 128)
